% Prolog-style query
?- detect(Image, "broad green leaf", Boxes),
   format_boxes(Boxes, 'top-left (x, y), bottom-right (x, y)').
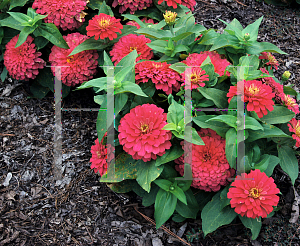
top-left (68, 37), bottom-right (106, 56)
top-left (34, 23), bottom-right (69, 49)
top-left (114, 64), bottom-right (135, 83)
top-left (0, 16), bottom-right (23, 31)
top-left (263, 155), bottom-right (279, 177)
top-left (278, 145), bottom-right (298, 185)
top-left (197, 87), bottom-right (228, 108)
top-left (239, 215), bottom-right (262, 240)
top-left (242, 16), bottom-right (263, 42)
top-left (245, 116), bottom-right (263, 130)
top-left (35, 67), bottom-right (54, 92)
top-left (94, 94), bottom-right (106, 105)
top-left (9, 0), bottom-right (29, 10)
top-left (160, 165), bottom-right (178, 179)
top-left (167, 98), bottom-right (185, 125)
top-left (0, 67), bottom-right (8, 82)
top-left (30, 80), bottom-right (50, 99)
top-left (102, 50), bottom-right (114, 76)
top-left (147, 40), bottom-right (168, 54)
top-left (171, 186), bottom-right (187, 205)
top-left (136, 160), bottom-right (164, 192)
top-left (76, 77), bottom-right (107, 90)
top-left (33, 36), bottom-right (49, 50)
top-left (115, 93), bottom-right (128, 116)
top-left (96, 103), bottom-right (107, 143)
top-left (155, 144), bottom-right (184, 166)
top-left (15, 26), bottom-right (36, 47)
top-left (246, 42), bottom-right (287, 55)
top-left (162, 123), bottom-right (177, 131)
top-left (254, 154), bottom-right (270, 172)
top-left (169, 62), bottom-right (188, 74)
top-left (106, 179), bottom-right (135, 193)
top-left (225, 128), bottom-right (237, 168)
top-left (115, 81), bottom-right (148, 97)
top-left (87, 0), bottom-right (103, 10)
top-left (219, 18), bottom-right (243, 40)
top-left (8, 12), bottom-right (32, 24)
top-left (0, 27), bottom-right (3, 44)
top-left (122, 14), bottom-right (146, 28)
top-left (191, 127), bottom-right (205, 145)
top-left (136, 28), bottom-right (172, 39)
top-left (210, 34), bottom-right (242, 51)
top-left (142, 184), bottom-right (160, 206)
top-left (206, 115), bottom-right (237, 129)
top-left (154, 189), bottom-right (177, 229)
top-left (172, 32), bottom-right (193, 42)
top-left (198, 29), bottom-right (220, 45)
top-left (172, 44), bottom-right (189, 55)
top-left (98, 1), bottom-right (113, 16)
top-left (258, 106), bottom-right (295, 125)
top-left (201, 192), bottom-right (237, 237)
top-left (176, 179), bottom-right (192, 192)
top-left (283, 86), bottom-right (297, 96)
top-left (115, 49), bottom-right (138, 75)
top-left (153, 179), bottom-right (173, 191)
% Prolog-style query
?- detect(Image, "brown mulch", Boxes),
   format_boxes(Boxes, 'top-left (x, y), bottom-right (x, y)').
top-left (1, 1), bottom-right (300, 245)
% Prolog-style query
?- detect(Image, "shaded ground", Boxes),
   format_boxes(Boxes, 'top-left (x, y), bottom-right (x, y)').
top-left (1, 0), bottom-right (300, 245)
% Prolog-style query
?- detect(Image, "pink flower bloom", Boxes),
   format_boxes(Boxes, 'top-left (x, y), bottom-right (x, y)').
top-left (86, 14), bottom-right (123, 41)
top-left (175, 128), bottom-right (235, 192)
top-left (283, 95), bottom-right (299, 115)
top-left (259, 52), bottom-right (279, 70)
top-left (118, 104), bottom-right (172, 162)
top-left (181, 67), bottom-right (209, 89)
top-left (49, 33), bottom-right (98, 87)
top-left (32, 0), bottom-right (88, 31)
top-left (112, 0), bottom-right (153, 14)
top-left (110, 34), bottom-right (153, 65)
top-left (135, 61), bottom-right (182, 94)
top-left (288, 118), bottom-right (300, 147)
top-left (227, 169), bottom-right (280, 219)
top-left (4, 35), bottom-right (45, 81)
top-left (158, 0), bottom-right (196, 11)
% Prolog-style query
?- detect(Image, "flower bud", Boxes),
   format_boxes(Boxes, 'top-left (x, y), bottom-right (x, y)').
top-left (28, 19), bottom-right (33, 23)
top-left (169, 185), bottom-right (175, 191)
top-left (163, 11), bottom-right (177, 25)
top-left (244, 33), bottom-right (250, 41)
top-left (176, 126), bottom-right (182, 132)
top-left (282, 71), bottom-right (291, 82)
top-left (179, 54), bottom-right (188, 60)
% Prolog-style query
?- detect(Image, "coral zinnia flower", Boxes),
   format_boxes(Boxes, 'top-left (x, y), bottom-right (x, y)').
top-left (227, 80), bottom-right (275, 118)
top-left (4, 35), bottom-right (45, 81)
top-left (32, 0), bottom-right (88, 31)
top-left (135, 61), bottom-right (182, 94)
top-left (283, 95), bottom-right (299, 115)
top-left (49, 33), bottom-right (98, 87)
top-left (126, 17), bottom-right (156, 29)
top-left (288, 118), bottom-right (300, 147)
top-left (259, 52), bottom-right (279, 70)
top-left (112, 0), bottom-right (153, 14)
top-left (158, 0), bottom-right (196, 10)
top-left (86, 14), bottom-right (123, 41)
top-left (182, 51), bottom-right (231, 78)
top-left (181, 67), bottom-right (209, 89)
top-left (90, 133), bottom-right (114, 176)
top-left (175, 128), bottom-right (235, 192)
top-left (118, 104), bottom-right (172, 162)
top-left (158, 0), bottom-right (181, 8)
top-left (227, 169), bottom-right (280, 219)
top-left (110, 34), bottom-right (153, 65)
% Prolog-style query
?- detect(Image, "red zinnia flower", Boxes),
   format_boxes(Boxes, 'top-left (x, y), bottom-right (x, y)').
top-left (283, 95), bottom-right (299, 115)
top-left (227, 169), bottom-right (280, 219)
top-left (109, 34), bottom-right (153, 65)
top-left (288, 118), bottom-right (300, 147)
top-left (90, 133), bottom-right (114, 176)
top-left (126, 17), bottom-right (156, 29)
top-left (86, 14), bottom-right (123, 41)
top-left (175, 129), bottom-right (235, 192)
top-left (49, 33), bottom-right (99, 87)
top-left (4, 35), bottom-right (45, 81)
top-left (182, 51), bottom-right (231, 78)
top-left (112, 0), bottom-right (153, 14)
top-left (181, 67), bottom-right (209, 89)
top-left (227, 80), bottom-right (275, 118)
top-left (118, 104), bottom-right (172, 162)
top-left (135, 61), bottom-right (182, 94)
top-left (32, 0), bottom-right (88, 31)
top-left (158, 0), bottom-right (196, 10)
top-left (259, 52), bottom-right (279, 70)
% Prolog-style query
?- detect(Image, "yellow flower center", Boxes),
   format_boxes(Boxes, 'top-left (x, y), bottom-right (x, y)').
top-left (140, 123), bottom-right (149, 133)
top-left (153, 63), bottom-right (163, 68)
top-left (249, 187), bottom-right (262, 198)
top-left (293, 121), bottom-right (300, 136)
top-left (129, 46), bottom-right (137, 52)
top-left (248, 84), bottom-right (260, 95)
top-left (97, 151), bottom-right (101, 158)
top-left (98, 19), bottom-right (110, 28)
top-left (66, 55), bottom-right (74, 63)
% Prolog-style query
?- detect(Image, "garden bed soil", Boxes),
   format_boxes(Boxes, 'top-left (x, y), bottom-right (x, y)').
top-left (1, 0), bottom-right (300, 245)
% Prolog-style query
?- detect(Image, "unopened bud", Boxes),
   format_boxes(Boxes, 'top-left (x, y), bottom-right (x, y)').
top-left (244, 33), bottom-right (250, 41)
top-left (179, 54), bottom-right (188, 60)
top-left (176, 126), bottom-right (182, 132)
top-left (163, 11), bottom-right (177, 25)
top-left (169, 185), bottom-right (175, 191)
top-left (282, 71), bottom-right (291, 82)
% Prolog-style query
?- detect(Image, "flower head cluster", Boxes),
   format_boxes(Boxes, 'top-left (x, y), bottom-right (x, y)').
top-left (182, 51), bottom-right (231, 78)
top-left (126, 17), bottom-right (156, 29)
top-left (32, 0), bottom-right (88, 31)
top-left (227, 80), bottom-right (275, 118)
top-left (175, 128), bottom-right (235, 192)
top-left (227, 169), bottom-right (280, 219)
top-left (135, 61), bottom-right (182, 94)
top-left (288, 118), bottom-right (300, 147)
top-left (112, 0), bottom-right (153, 14)
top-left (118, 104), bottom-right (172, 162)
top-left (259, 52), bottom-right (279, 70)
top-left (109, 34), bottom-right (153, 65)
top-left (163, 11), bottom-right (177, 25)
top-left (4, 35), bottom-right (45, 81)
top-left (90, 133), bottom-right (114, 176)
top-left (86, 14), bottom-right (123, 40)
top-left (181, 67), bottom-right (209, 89)
top-left (158, 0), bottom-right (196, 11)
top-left (283, 95), bottom-right (299, 115)
top-left (49, 33), bottom-right (99, 87)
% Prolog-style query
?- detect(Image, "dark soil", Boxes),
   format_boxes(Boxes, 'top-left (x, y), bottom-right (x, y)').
top-left (1, 1), bottom-right (300, 245)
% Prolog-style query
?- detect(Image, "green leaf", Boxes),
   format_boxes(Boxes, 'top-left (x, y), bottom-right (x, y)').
top-left (9, 0), bottom-right (29, 10)
top-left (115, 64), bottom-right (135, 84)
top-left (67, 37), bottom-right (106, 56)
top-left (102, 50), bottom-right (114, 76)
top-left (245, 116), bottom-right (263, 130)
top-left (0, 0), bottom-right (10, 9)
top-left (197, 87), bottom-right (228, 108)
top-left (155, 144), bottom-right (184, 166)
top-left (34, 23), bottom-right (69, 49)
top-left (264, 155), bottom-right (280, 177)
top-left (142, 184), bottom-right (160, 206)
top-left (246, 42), bottom-right (287, 55)
top-left (0, 26), bottom-right (3, 44)
top-left (242, 16), bottom-right (263, 42)
top-left (62, 84), bottom-right (70, 98)
top-left (122, 14), bottom-right (146, 28)
top-left (136, 28), bottom-right (172, 39)
top-left (115, 81), bottom-right (148, 97)
top-left (167, 98), bottom-right (185, 125)
top-left (153, 179), bottom-right (173, 191)
top-left (87, 0), bottom-right (103, 10)
top-left (225, 128), bottom-right (237, 168)
top-left (191, 127), bottom-right (205, 145)
top-left (254, 154), bottom-right (270, 172)
top-left (219, 18), bottom-right (243, 40)
top-left (206, 115), bottom-right (237, 129)
top-left (172, 44), bottom-right (189, 55)
top-left (76, 77), bottom-right (107, 90)
top-left (33, 36), bottom-right (49, 50)
top-left (1, 67), bottom-right (8, 82)
top-left (176, 179), bottom-right (192, 192)
top-left (209, 34), bottom-right (242, 51)
top-left (115, 93), bottom-right (128, 116)
top-left (169, 62), bottom-right (188, 74)
top-left (147, 40), bottom-right (168, 54)
top-left (162, 123), bottom-right (177, 131)
top-left (257, 106), bottom-right (295, 125)
top-left (175, 189), bottom-right (200, 219)
top-left (106, 179), bottom-right (135, 193)
top-left (278, 145), bottom-right (298, 185)
top-left (35, 67), bottom-right (54, 92)
top-left (171, 186), bottom-right (187, 205)
top-left (136, 160), bottom-right (164, 192)
top-left (115, 49), bottom-right (138, 75)
top-left (283, 86), bottom-right (297, 96)
top-left (154, 189), bottom-right (177, 229)
top-left (239, 215), bottom-right (262, 240)
top-left (198, 29), bottom-right (220, 45)
top-left (15, 26), bottom-right (36, 47)
top-left (0, 16), bottom-right (23, 31)
top-left (8, 12), bottom-right (32, 24)
top-left (246, 123), bottom-right (292, 142)
top-left (96, 104), bottom-right (107, 143)
top-left (30, 80), bottom-right (50, 99)
top-left (201, 192), bottom-right (237, 237)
